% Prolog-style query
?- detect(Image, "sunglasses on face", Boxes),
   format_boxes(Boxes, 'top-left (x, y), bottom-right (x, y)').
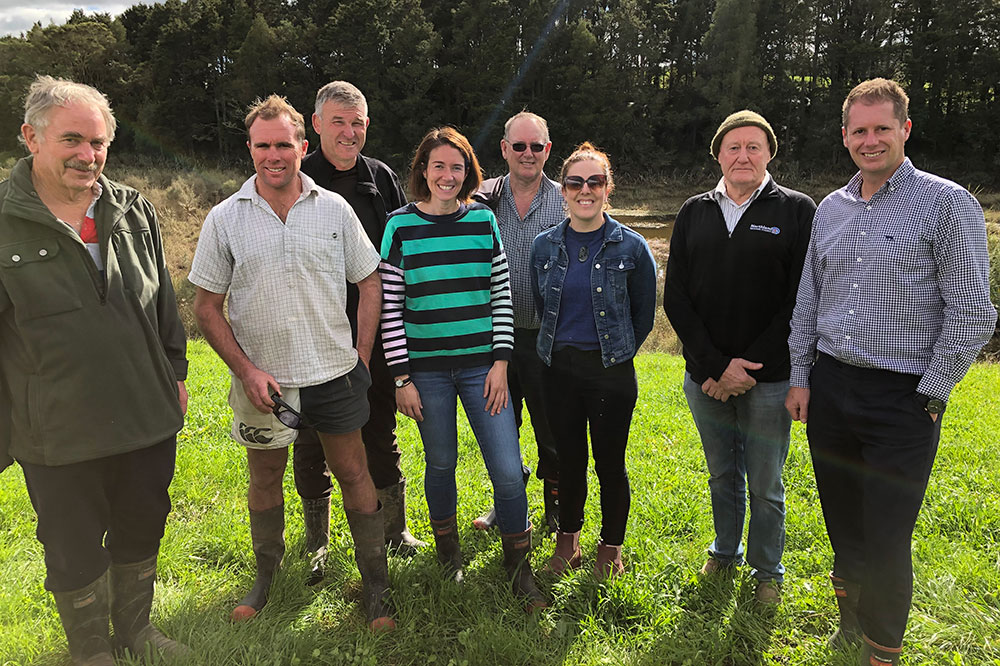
top-left (563, 174), bottom-right (608, 192)
top-left (509, 142), bottom-right (546, 153)
top-left (270, 393), bottom-right (303, 429)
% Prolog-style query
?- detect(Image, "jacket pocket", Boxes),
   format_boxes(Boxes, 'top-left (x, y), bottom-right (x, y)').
top-left (607, 257), bottom-right (635, 300)
top-left (0, 241), bottom-right (83, 319)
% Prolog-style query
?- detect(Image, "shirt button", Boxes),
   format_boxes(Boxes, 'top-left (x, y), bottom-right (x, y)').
top-left (11, 254), bottom-right (20, 262)
top-left (856, 257), bottom-right (862, 262)
top-left (849, 310), bottom-right (855, 314)
top-left (852, 283), bottom-right (858, 288)
top-left (861, 231), bottom-right (866, 236)
top-left (596, 287), bottom-right (602, 293)
top-left (845, 335), bottom-right (851, 340)
top-left (866, 205), bottom-right (872, 210)
top-left (38, 249), bottom-right (48, 257)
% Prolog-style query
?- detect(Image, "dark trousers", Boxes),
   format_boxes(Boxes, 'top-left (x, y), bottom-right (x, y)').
top-left (19, 437), bottom-right (177, 592)
top-left (542, 348), bottom-right (637, 545)
top-left (808, 353), bottom-right (941, 648)
top-left (293, 346), bottom-right (402, 498)
top-left (509, 328), bottom-right (559, 481)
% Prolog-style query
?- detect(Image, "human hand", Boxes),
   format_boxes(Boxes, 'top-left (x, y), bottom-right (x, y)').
top-left (483, 361), bottom-right (510, 416)
top-left (785, 387), bottom-right (811, 423)
top-left (395, 382), bottom-right (423, 422)
top-left (238, 367), bottom-right (281, 413)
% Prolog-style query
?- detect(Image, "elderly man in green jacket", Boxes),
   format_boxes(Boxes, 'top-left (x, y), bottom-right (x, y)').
top-left (0, 76), bottom-right (189, 665)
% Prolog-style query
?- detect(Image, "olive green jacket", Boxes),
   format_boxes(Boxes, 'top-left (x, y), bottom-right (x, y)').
top-left (0, 157), bottom-right (187, 466)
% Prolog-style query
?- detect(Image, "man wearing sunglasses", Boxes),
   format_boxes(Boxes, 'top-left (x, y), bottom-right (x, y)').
top-left (472, 112), bottom-right (564, 534)
top-left (292, 81), bottom-right (425, 583)
top-left (664, 110), bottom-right (816, 604)
top-left (190, 95), bottom-right (394, 631)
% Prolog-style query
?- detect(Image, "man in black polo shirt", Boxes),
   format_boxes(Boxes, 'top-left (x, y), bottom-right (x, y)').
top-left (294, 81), bottom-right (424, 585)
top-left (664, 110), bottom-right (816, 604)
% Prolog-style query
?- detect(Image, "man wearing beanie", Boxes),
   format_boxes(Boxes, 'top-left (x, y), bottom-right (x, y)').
top-left (665, 109), bottom-right (816, 603)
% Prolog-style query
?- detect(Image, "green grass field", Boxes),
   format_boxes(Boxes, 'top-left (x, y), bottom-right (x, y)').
top-left (2, 345), bottom-right (999, 665)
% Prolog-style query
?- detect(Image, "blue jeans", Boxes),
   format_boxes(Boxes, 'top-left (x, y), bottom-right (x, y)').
top-left (410, 366), bottom-right (529, 534)
top-left (683, 373), bottom-right (791, 582)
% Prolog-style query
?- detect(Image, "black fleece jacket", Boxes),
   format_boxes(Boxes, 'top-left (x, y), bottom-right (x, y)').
top-left (663, 179), bottom-right (816, 384)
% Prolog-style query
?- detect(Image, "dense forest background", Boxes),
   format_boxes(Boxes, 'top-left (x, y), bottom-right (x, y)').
top-left (2, 0), bottom-right (999, 180)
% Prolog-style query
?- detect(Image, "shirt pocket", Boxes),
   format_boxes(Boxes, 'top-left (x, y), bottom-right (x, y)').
top-left (0, 240), bottom-right (84, 319)
top-left (285, 230), bottom-right (341, 275)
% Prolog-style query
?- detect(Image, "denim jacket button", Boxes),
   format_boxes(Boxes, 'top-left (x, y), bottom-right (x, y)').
top-left (604, 334), bottom-right (609, 339)
top-left (596, 287), bottom-right (602, 293)
top-left (595, 263), bottom-right (601, 269)
top-left (610, 357), bottom-right (615, 363)
top-left (599, 311), bottom-right (605, 317)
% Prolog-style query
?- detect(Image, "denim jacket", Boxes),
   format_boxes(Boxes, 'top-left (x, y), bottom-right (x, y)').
top-left (530, 213), bottom-right (657, 367)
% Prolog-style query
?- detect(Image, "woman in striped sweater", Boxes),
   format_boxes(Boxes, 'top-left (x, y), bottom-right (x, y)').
top-left (378, 127), bottom-right (544, 610)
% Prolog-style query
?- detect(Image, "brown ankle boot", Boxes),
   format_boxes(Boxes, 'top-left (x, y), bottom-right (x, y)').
top-left (543, 530), bottom-right (582, 575)
top-left (593, 540), bottom-right (624, 580)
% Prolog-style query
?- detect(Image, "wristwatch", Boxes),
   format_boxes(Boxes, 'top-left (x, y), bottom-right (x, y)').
top-left (916, 393), bottom-right (945, 416)
top-left (394, 377), bottom-right (412, 389)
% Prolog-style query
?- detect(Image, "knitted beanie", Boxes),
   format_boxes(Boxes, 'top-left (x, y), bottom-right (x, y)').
top-left (710, 110), bottom-right (777, 159)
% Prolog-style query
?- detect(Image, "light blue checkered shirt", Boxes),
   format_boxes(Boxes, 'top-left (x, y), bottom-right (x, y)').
top-left (789, 158), bottom-right (996, 400)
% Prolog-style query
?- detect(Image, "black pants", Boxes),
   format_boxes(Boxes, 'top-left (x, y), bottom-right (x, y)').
top-left (293, 346), bottom-right (402, 498)
top-left (542, 348), bottom-right (637, 545)
top-left (509, 328), bottom-right (559, 481)
top-left (19, 437), bottom-right (177, 592)
top-left (808, 353), bottom-right (941, 648)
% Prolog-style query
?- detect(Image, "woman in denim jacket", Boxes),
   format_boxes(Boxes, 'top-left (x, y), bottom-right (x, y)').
top-left (529, 142), bottom-right (657, 578)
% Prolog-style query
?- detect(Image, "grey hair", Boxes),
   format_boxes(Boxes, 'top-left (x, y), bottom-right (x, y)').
top-left (314, 81), bottom-right (368, 119)
top-left (20, 75), bottom-right (116, 146)
top-left (503, 111), bottom-right (550, 143)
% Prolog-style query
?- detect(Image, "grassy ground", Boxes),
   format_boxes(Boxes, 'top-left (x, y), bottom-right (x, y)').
top-left (2, 346), bottom-right (999, 665)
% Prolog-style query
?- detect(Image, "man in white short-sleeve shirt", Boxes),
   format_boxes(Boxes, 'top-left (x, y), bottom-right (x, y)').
top-left (189, 95), bottom-right (394, 631)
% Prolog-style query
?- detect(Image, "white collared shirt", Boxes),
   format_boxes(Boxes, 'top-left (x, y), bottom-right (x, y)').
top-left (713, 172), bottom-right (771, 235)
top-left (189, 172), bottom-right (380, 387)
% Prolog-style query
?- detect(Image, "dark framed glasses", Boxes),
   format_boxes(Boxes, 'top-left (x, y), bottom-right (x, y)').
top-left (510, 142), bottom-right (546, 153)
top-left (563, 174), bottom-right (608, 191)
top-left (270, 393), bottom-right (303, 429)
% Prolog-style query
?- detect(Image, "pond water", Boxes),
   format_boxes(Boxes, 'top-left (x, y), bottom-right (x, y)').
top-left (612, 212), bottom-right (675, 241)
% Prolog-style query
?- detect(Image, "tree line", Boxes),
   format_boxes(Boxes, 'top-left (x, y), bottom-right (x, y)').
top-left (2, 0), bottom-right (999, 181)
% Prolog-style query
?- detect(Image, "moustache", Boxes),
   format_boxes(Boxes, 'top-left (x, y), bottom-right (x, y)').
top-left (64, 160), bottom-right (98, 172)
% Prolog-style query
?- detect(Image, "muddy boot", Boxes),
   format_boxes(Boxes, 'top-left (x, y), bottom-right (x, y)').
top-left (501, 525), bottom-right (547, 612)
top-left (861, 635), bottom-right (901, 665)
top-left (52, 571), bottom-right (115, 666)
top-left (593, 540), bottom-right (624, 580)
top-left (543, 530), bottom-right (582, 576)
top-left (542, 479), bottom-right (559, 535)
top-left (829, 574), bottom-right (862, 649)
top-left (473, 463), bottom-right (531, 530)
top-left (345, 503), bottom-right (395, 631)
top-left (431, 514), bottom-right (464, 584)
top-left (231, 504), bottom-right (285, 621)
top-left (377, 480), bottom-right (427, 556)
top-left (110, 555), bottom-right (191, 660)
top-left (302, 496), bottom-right (330, 586)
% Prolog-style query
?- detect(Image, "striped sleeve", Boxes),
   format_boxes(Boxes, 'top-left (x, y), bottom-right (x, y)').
top-left (490, 244), bottom-right (515, 360)
top-left (379, 257), bottom-right (410, 376)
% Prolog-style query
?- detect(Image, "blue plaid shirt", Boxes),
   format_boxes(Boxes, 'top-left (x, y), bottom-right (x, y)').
top-left (789, 158), bottom-right (996, 401)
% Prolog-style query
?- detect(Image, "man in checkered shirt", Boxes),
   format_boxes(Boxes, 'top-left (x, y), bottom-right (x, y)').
top-left (189, 95), bottom-right (394, 631)
top-left (786, 78), bottom-right (997, 665)
top-left (472, 111), bottom-right (564, 534)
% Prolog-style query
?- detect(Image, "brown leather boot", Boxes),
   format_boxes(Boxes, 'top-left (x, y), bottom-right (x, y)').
top-left (543, 530), bottom-right (582, 576)
top-left (231, 504), bottom-right (285, 621)
top-left (501, 525), bottom-right (547, 612)
top-left (593, 540), bottom-right (624, 580)
top-left (345, 503), bottom-right (396, 631)
top-left (52, 571), bottom-right (115, 665)
top-left (110, 555), bottom-right (191, 659)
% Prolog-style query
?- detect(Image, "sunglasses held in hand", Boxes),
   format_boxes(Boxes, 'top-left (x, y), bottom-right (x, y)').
top-left (270, 393), bottom-right (303, 429)
top-left (563, 174), bottom-right (608, 192)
